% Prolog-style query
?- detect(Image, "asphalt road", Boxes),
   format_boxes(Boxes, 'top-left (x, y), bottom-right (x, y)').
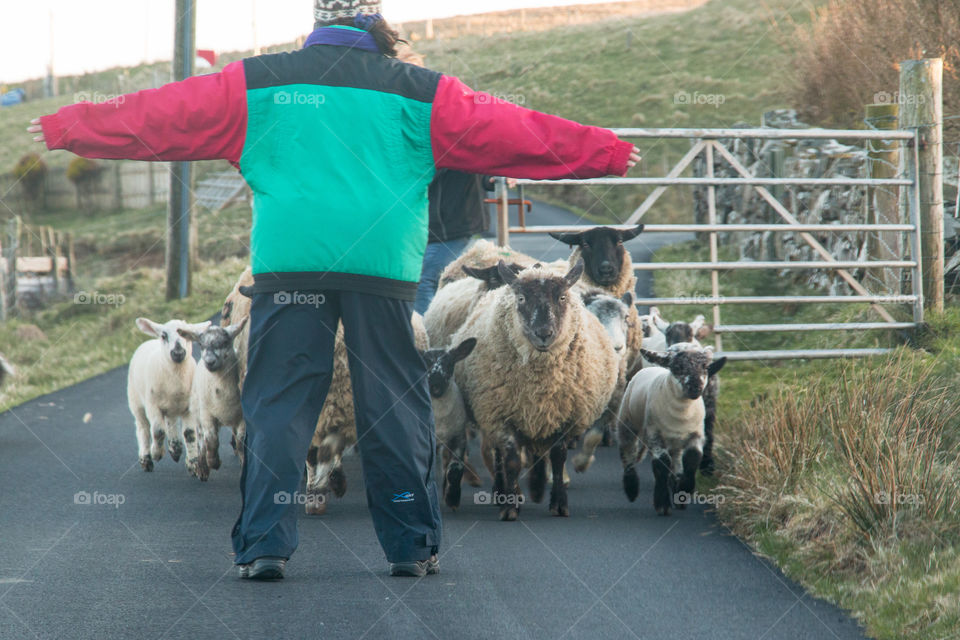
top-left (0, 201), bottom-right (868, 640)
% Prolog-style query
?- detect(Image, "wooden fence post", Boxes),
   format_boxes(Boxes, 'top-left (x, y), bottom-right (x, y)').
top-left (65, 232), bottom-right (75, 292)
top-left (899, 58), bottom-right (944, 312)
top-left (865, 102), bottom-right (900, 292)
top-left (496, 178), bottom-right (510, 247)
top-left (2, 217), bottom-right (21, 319)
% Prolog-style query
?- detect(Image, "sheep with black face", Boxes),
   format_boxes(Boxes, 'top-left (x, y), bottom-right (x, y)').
top-left (178, 319), bottom-right (247, 481)
top-left (127, 317), bottom-right (210, 472)
top-left (452, 260), bottom-right (618, 520)
top-left (420, 337), bottom-right (477, 509)
top-left (618, 343), bottom-right (726, 516)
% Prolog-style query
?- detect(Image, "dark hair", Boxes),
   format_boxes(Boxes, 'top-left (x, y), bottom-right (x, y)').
top-left (314, 16), bottom-right (403, 57)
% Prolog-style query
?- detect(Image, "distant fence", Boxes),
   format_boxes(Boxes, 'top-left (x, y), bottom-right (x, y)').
top-left (0, 161), bottom-right (169, 212)
top-left (0, 216), bottom-right (75, 318)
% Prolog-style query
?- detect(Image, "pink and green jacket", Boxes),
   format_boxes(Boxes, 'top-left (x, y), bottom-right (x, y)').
top-left (41, 27), bottom-right (633, 300)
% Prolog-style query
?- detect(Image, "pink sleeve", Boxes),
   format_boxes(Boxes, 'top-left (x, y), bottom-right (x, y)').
top-left (40, 61), bottom-right (248, 168)
top-left (430, 75), bottom-right (632, 179)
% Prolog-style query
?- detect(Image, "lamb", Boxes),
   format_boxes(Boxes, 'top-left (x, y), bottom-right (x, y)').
top-left (127, 317), bottom-right (210, 472)
top-left (419, 337), bottom-right (478, 509)
top-left (423, 262), bottom-right (522, 349)
top-left (452, 260), bottom-right (618, 520)
top-left (618, 343), bottom-right (726, 515)
top-left (220, 266), bottom-right (253, 385)
top-left (660, 314), bottom-right (720, 476)
top-left (178, 319), bottom-right (248, 481)
top-left (571, 289), bottom-right (634, 473)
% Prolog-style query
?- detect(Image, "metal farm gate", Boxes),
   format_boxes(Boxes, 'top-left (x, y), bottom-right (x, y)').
top-left (494, 127), bottom-right (924, 361)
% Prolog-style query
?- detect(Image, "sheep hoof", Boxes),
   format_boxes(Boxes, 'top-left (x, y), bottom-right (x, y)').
top-left (206, 452), bottom-right (222, 471)
top-left (444, 463), bottom-right (463, 509)
top-left (304, 492), bottom-right (327, 516)
top-left (550, 504), bottom-right (570, 517)
top-left (499, 506), bottom-right (519, 521)
top-left (572, 453), bottom-right (593, 474)
top-left (168, 440), bottom-right (183, 463)
top-left (699, 458), bottom-right (715, 476)
top-left (150, 446), bottom-right (164, 462)
top-left (656, 506), bottom-right (672, 516)
top-left (463, 464), bottom-right (482, 488)
top-left (139, 455), bottom-right (154, 472)
top-left (622, 465), bottom-right (640, 502)
top-left (329, 465), bottom-right (347, 498)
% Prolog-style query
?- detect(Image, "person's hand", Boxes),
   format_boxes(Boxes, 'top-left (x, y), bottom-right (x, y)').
top-left (506, 177), bottom-right (518, 189)
top-left (627, 145), bottom-right (641, 169)
top-left (27, 118), bottom-right (45, 143)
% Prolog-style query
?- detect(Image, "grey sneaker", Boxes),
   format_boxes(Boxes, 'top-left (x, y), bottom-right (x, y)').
top-left (238, 556), bottom-right (287, 580)
top-left (389, 555), bottom-right (439, 577)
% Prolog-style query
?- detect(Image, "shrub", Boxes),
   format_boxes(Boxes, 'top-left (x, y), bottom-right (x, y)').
top-left (790, 0), bottom-right (960, 130)
top-left (13, 153), bottom-right (47, 207)
top-left (66, 157), bottom-right (103, 212)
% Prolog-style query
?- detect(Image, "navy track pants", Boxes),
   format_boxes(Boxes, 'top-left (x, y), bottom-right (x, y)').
top-left (231, 290), bottom-right (442, 564)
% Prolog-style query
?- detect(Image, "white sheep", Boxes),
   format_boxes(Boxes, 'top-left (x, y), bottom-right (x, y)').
top-left (618, 343), bottom-right (726, 515)
top-left (452, 260), bottom-right (618, 520)
top-left (127, 317), bottom-right (210, 472)
top-left (424, 263), bottom-right (522, 349)
top-left (178, 318), bottom-right (248, 481)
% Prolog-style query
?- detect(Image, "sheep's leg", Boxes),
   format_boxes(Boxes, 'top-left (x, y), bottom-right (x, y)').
top-left (481, 434), bottom-right (497, 486)
top-left (183, 417), bottom-right (209, 481)
top-left (462, 452), bottom-right (483, 488)
top-left (573, 421), bottom-right (605, 473)
top-left (162, 416), bottom-right (183, 463)
top-left (492, 445), bottom-right (505, 498)
top-left (321, 434), bottom-right (347, 498)
top-left (133, 406), bottom-right (153, 472)
top-left (700, 405), bottom-right (716, 476)
top-left (304, 445), bottom-right (328, 516)
top-left (528, 451), bottom-right (547, 504)
top-left (204, 420), bottom-right (222, 471)
top-left (600, 408), bottom-right (616, 447)
top-left (146, 406), bottom-right (165, 462)
top-left (548, 437), bottom-right (569, 517)
top-left (232, 419), bottom-right (246, 465)
top-left (676, 440), bottom-right (704, 510)
top-left (498, 435), bottom-right (522, 521)
top-left (443, 429), bottom-right (467, 510)
top-left (618, 420), bottom-right (644, 502)
top-left (651, 446), bottom-right (676, 516)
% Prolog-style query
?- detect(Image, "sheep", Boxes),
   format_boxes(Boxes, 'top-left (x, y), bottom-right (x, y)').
top-left (571, 289), bottom-right (634, 473)
top-left (220, 266), bottom-right (253, 385)
top-left (127, 317), bottom-right (210, 472)
top-left (423, 262), bottom-right (523, 349)
top-left (0, 355), bottom-right (14, 387)
top-left (438, 239), bottom-right (538, 288)
top-left (178, 318), bottom-right (248, 481)
top-left (660, 314), bottom-right (719, 476)
top-left (452, 260), bottom-right (618, 520)
top-left (302, 312), bottom-right (430, 514)
top-left (419, 337), bottom-right (478, 509)
top-left (618, 343), bottom-right (726, 515)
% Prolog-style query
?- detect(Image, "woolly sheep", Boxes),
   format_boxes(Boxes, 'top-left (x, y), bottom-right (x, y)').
top-left (220, 266), bottom-right (253, 385)
top-left (618, 343), bottom-right (726, 515)
top-left (127, 317), bottom-right (210, 472)
top-left (452, 260), bottom-right (618, 520)
top-left (178, 319), bottom-right (248, 481)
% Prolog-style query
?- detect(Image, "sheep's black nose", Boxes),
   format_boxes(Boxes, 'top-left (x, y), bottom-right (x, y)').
top-left (598, 262), bottom-right (615, 278)
top-left (535, 327), bottom-right (555, 341)
top-left (171, 347), bottom-right (186, 363)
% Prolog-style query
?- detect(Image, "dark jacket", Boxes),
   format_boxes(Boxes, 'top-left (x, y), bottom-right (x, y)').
top-left (428, 171), bottom-right (494, 243)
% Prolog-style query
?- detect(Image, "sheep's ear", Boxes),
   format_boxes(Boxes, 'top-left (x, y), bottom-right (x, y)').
top-left (180, 321), bottom-right (211, 340)
top-left (448, 337), bottom-right (477, 363)
top-left (708, 356), bottom-right (727, 377)
top-left (563, 259), bottom-right (585, 288)
top-left (497, 260), bottom-right (518, 286)
top-left (237, 285), bottom-right (254, 299)
top-left (549, 230), bottom-right (584, 246)
top-left (651, 309), bottom-right (669, 332)
top-left (620, 291), bottom-right (635, 307)
top-left (136, 317), bottom-right (161, 337)
top-left (640, 348), bottom-right (670, 368)
top-left (177, 327), bottom-right (203, 343)
top-left (618, 224), bottom-right (644, 242)
top-left (226, 316), bottom-right (248, 341)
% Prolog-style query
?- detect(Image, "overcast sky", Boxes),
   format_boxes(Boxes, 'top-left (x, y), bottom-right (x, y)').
top-left (0, 0), bottom-right (619, 83)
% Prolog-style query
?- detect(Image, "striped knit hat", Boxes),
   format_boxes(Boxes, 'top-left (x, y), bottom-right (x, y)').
top-left (314, 0), bottom-right (382, 23)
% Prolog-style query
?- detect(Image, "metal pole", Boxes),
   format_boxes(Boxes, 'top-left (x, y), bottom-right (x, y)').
top-left (496, 177), bottom-right (509, 247)
top-left (910, 131), bottom-right (926, 324)
top-left (166, 0), bottom-right (196, 300)
top-left (705, 141), bottom-right (722, 352)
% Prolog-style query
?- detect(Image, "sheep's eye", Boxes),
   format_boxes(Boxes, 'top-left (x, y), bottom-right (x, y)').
top-left (161, 332), bottom-right (169, 341)
top-left (517, 294), bottom-right (525, 304)
top-left (559, 294), bottom-right (567, 302)
top-left (582, 242), bottom-right (590, 249)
